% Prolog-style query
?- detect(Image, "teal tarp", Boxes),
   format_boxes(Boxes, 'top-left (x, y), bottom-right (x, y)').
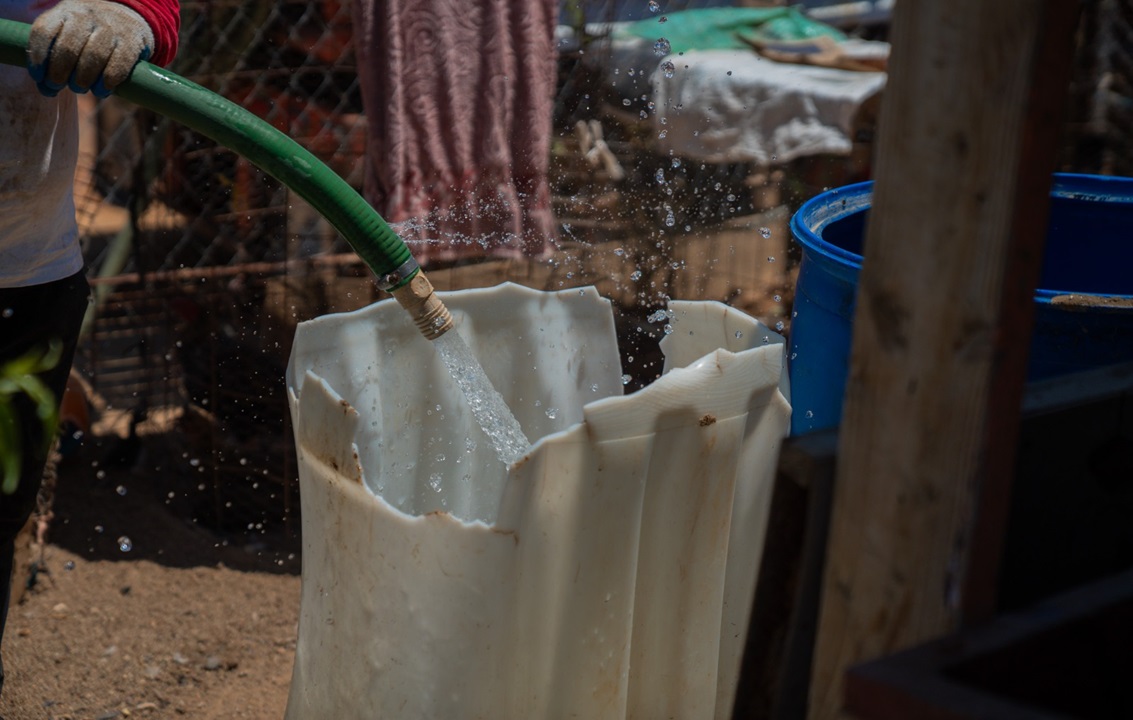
top-left (617, 7), bottom-right (846, 54)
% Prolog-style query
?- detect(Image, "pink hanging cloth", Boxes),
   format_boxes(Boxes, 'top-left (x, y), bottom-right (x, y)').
top-left (351, 0), bottom-right (559, 267)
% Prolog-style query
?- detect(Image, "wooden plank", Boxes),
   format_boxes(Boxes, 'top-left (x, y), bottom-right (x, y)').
top-left (844, 567), bottom-right (1133, 720)
top-left (805, 1), bottom-right (1080, 718)
top-left (960, 0), bottom-right (1084, 622)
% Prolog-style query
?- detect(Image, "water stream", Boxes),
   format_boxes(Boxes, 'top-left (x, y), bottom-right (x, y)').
top-left (433, 330), bottom-right (530, 466)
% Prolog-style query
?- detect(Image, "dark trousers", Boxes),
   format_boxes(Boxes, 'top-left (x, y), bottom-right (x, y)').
top-left (0, 270), bottom-right (90, 695)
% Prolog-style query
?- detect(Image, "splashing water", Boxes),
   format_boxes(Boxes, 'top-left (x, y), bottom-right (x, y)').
top-left (434, 331), bottom-right (530, 465)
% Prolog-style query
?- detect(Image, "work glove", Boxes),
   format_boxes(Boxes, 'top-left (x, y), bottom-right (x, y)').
top-left (27, 0), bottom-right (154, 98)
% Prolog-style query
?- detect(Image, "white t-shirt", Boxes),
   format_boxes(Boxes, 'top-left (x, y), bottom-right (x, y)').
top-left (0, 0), bottom-right (83, 288)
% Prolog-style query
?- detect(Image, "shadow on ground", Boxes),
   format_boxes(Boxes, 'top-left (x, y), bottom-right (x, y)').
top-left (44, 430), bottom-right (302, 576)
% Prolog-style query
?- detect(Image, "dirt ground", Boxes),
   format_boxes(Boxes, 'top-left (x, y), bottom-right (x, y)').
top-left (0, 433), bottom-right (303, 720)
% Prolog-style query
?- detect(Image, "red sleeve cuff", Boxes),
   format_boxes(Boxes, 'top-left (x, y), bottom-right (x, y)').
top-left (111, 0), bottom-right (180, 67)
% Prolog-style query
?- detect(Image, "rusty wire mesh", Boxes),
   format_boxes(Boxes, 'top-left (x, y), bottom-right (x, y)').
top-left (74, 0), bottom-right (366, 544)
top-left (69, 0), bottom-right (801, 548)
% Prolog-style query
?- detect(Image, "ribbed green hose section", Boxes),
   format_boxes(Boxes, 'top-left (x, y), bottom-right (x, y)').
top-left (0, 19), bottom-right (415, 288)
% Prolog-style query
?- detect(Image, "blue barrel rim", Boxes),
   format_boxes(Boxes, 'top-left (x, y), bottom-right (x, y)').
top-left (789, 180), bottom-right (873, 271)
top-left (789, 173), bottom-right (1133, 308)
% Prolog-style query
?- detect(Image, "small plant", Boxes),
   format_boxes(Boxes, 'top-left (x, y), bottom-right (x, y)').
top-left (0, 341), bottom-right (61, 495)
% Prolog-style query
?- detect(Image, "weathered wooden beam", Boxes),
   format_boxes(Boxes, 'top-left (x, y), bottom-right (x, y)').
top-left (805, 0), bottom-right (1080, 718)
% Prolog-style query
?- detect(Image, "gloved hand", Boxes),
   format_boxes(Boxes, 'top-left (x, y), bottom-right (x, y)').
top-left (27, 0), bottom-right (154, 98)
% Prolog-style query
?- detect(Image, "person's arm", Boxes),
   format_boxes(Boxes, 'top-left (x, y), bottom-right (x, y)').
top-left (106, 0), bottom-right (179, 67)
top-left (27, 0), bottom-right (181, 97)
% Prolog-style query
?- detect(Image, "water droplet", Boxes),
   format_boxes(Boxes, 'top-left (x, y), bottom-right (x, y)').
top-left (648, 0), bottom-right (659, 11)
top-left (435, 453), bottom-right (446, 462)
top-left (621, 374), bottom-right (632, 386)
top-left (663, 324), bottom-right (674, 335)
top-left (116, 485), bottom-right (127, 496)
top-left (614, 247), bottom-right (625, 257)
top-left (0, 308), bottom-right (12, 318)
top-left (773, 294), bottom-right (782, 303)
top-left (94, 525), bottom-right (104, 534)
top-left (590, 383), bottom-right (600, 392)
top-left (428, 473), bottom-right (443, 493)
top-left (767, 256), bottom-right (776, 263)
top-left (622, 98), bottom-right (632, 107)
top-left (95, 470), bottom-right (105, 480)
top-left (654, 168), bottom-right (665, 183)
top-left (658, 15), bottom-right (668, 23)
top-left (653, 38), bottom-right (671, 56)
top-left (661, 60), bottom-right (675, 78)
top-left (670, 157), bottom-right (681, 168)
top-left (759, 227), bottom-right (771, 238)
top-left (775, 321), bottom-right (785, 331)
top-left (805, 410), bottom-right (814, 419)
top-left (118, 536), bottom-right (133, 552)
top-left (734, 330), bottom-right (743, 339)
top-left (189, 457), bottom-right (200, 468)
top-left (64, 561), bottom-right (75, 571)
top-left (630, 270), bottom-right (643, 281)
top-left (545, 407), bottom-right (558, 420)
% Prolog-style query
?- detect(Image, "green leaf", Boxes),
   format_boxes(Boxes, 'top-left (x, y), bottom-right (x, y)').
top-left (0, 397), bottom-right (21, 495)
top-left (0, 339), bottom-right (63, 494)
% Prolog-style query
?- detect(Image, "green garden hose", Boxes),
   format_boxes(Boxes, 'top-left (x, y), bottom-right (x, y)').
top-left (0, 19), bottom-right (453, 339)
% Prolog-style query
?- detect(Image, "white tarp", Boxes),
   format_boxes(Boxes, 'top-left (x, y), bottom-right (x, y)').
top-left (650, 49), bottom-right (886, 165)
top-left (284, 283), bottom-right (791, 718)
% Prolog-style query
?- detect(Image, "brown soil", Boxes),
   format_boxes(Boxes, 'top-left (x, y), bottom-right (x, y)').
top-left (0, 429), bottom-right (302, 720)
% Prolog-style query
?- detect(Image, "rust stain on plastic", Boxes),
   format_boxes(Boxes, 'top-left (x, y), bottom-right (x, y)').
top-left (699, 413), bottom-right (717, 427)
top-left (491, 527), bottom-right (520, 546)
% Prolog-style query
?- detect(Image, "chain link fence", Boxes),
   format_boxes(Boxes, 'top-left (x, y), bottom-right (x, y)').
top-left (68, 0), bottom-right (793, 549)
top-left (64, 0), bottom-right (1122, 552)
top-left (74, 0), bottom-right (366, 546)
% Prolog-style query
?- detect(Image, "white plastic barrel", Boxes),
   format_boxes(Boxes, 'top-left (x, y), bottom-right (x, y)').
top-left (285, 283), bottom-right (791, 719)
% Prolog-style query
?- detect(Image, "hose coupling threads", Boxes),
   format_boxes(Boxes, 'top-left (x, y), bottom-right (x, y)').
top-left (391, 272), bottom-right (454, 341)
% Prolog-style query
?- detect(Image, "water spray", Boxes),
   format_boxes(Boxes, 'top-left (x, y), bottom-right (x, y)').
top-left (0, 19), bottom-right (454, 341)
top-left (0, 18), bottom-right (533, 465)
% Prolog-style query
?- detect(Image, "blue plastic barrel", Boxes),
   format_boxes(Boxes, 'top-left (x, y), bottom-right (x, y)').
top-left (787, 173), bottom-right (1133, 436)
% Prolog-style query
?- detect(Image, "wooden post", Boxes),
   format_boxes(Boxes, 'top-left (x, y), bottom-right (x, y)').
top-left (806, 1), bottom-right (1080, 718)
